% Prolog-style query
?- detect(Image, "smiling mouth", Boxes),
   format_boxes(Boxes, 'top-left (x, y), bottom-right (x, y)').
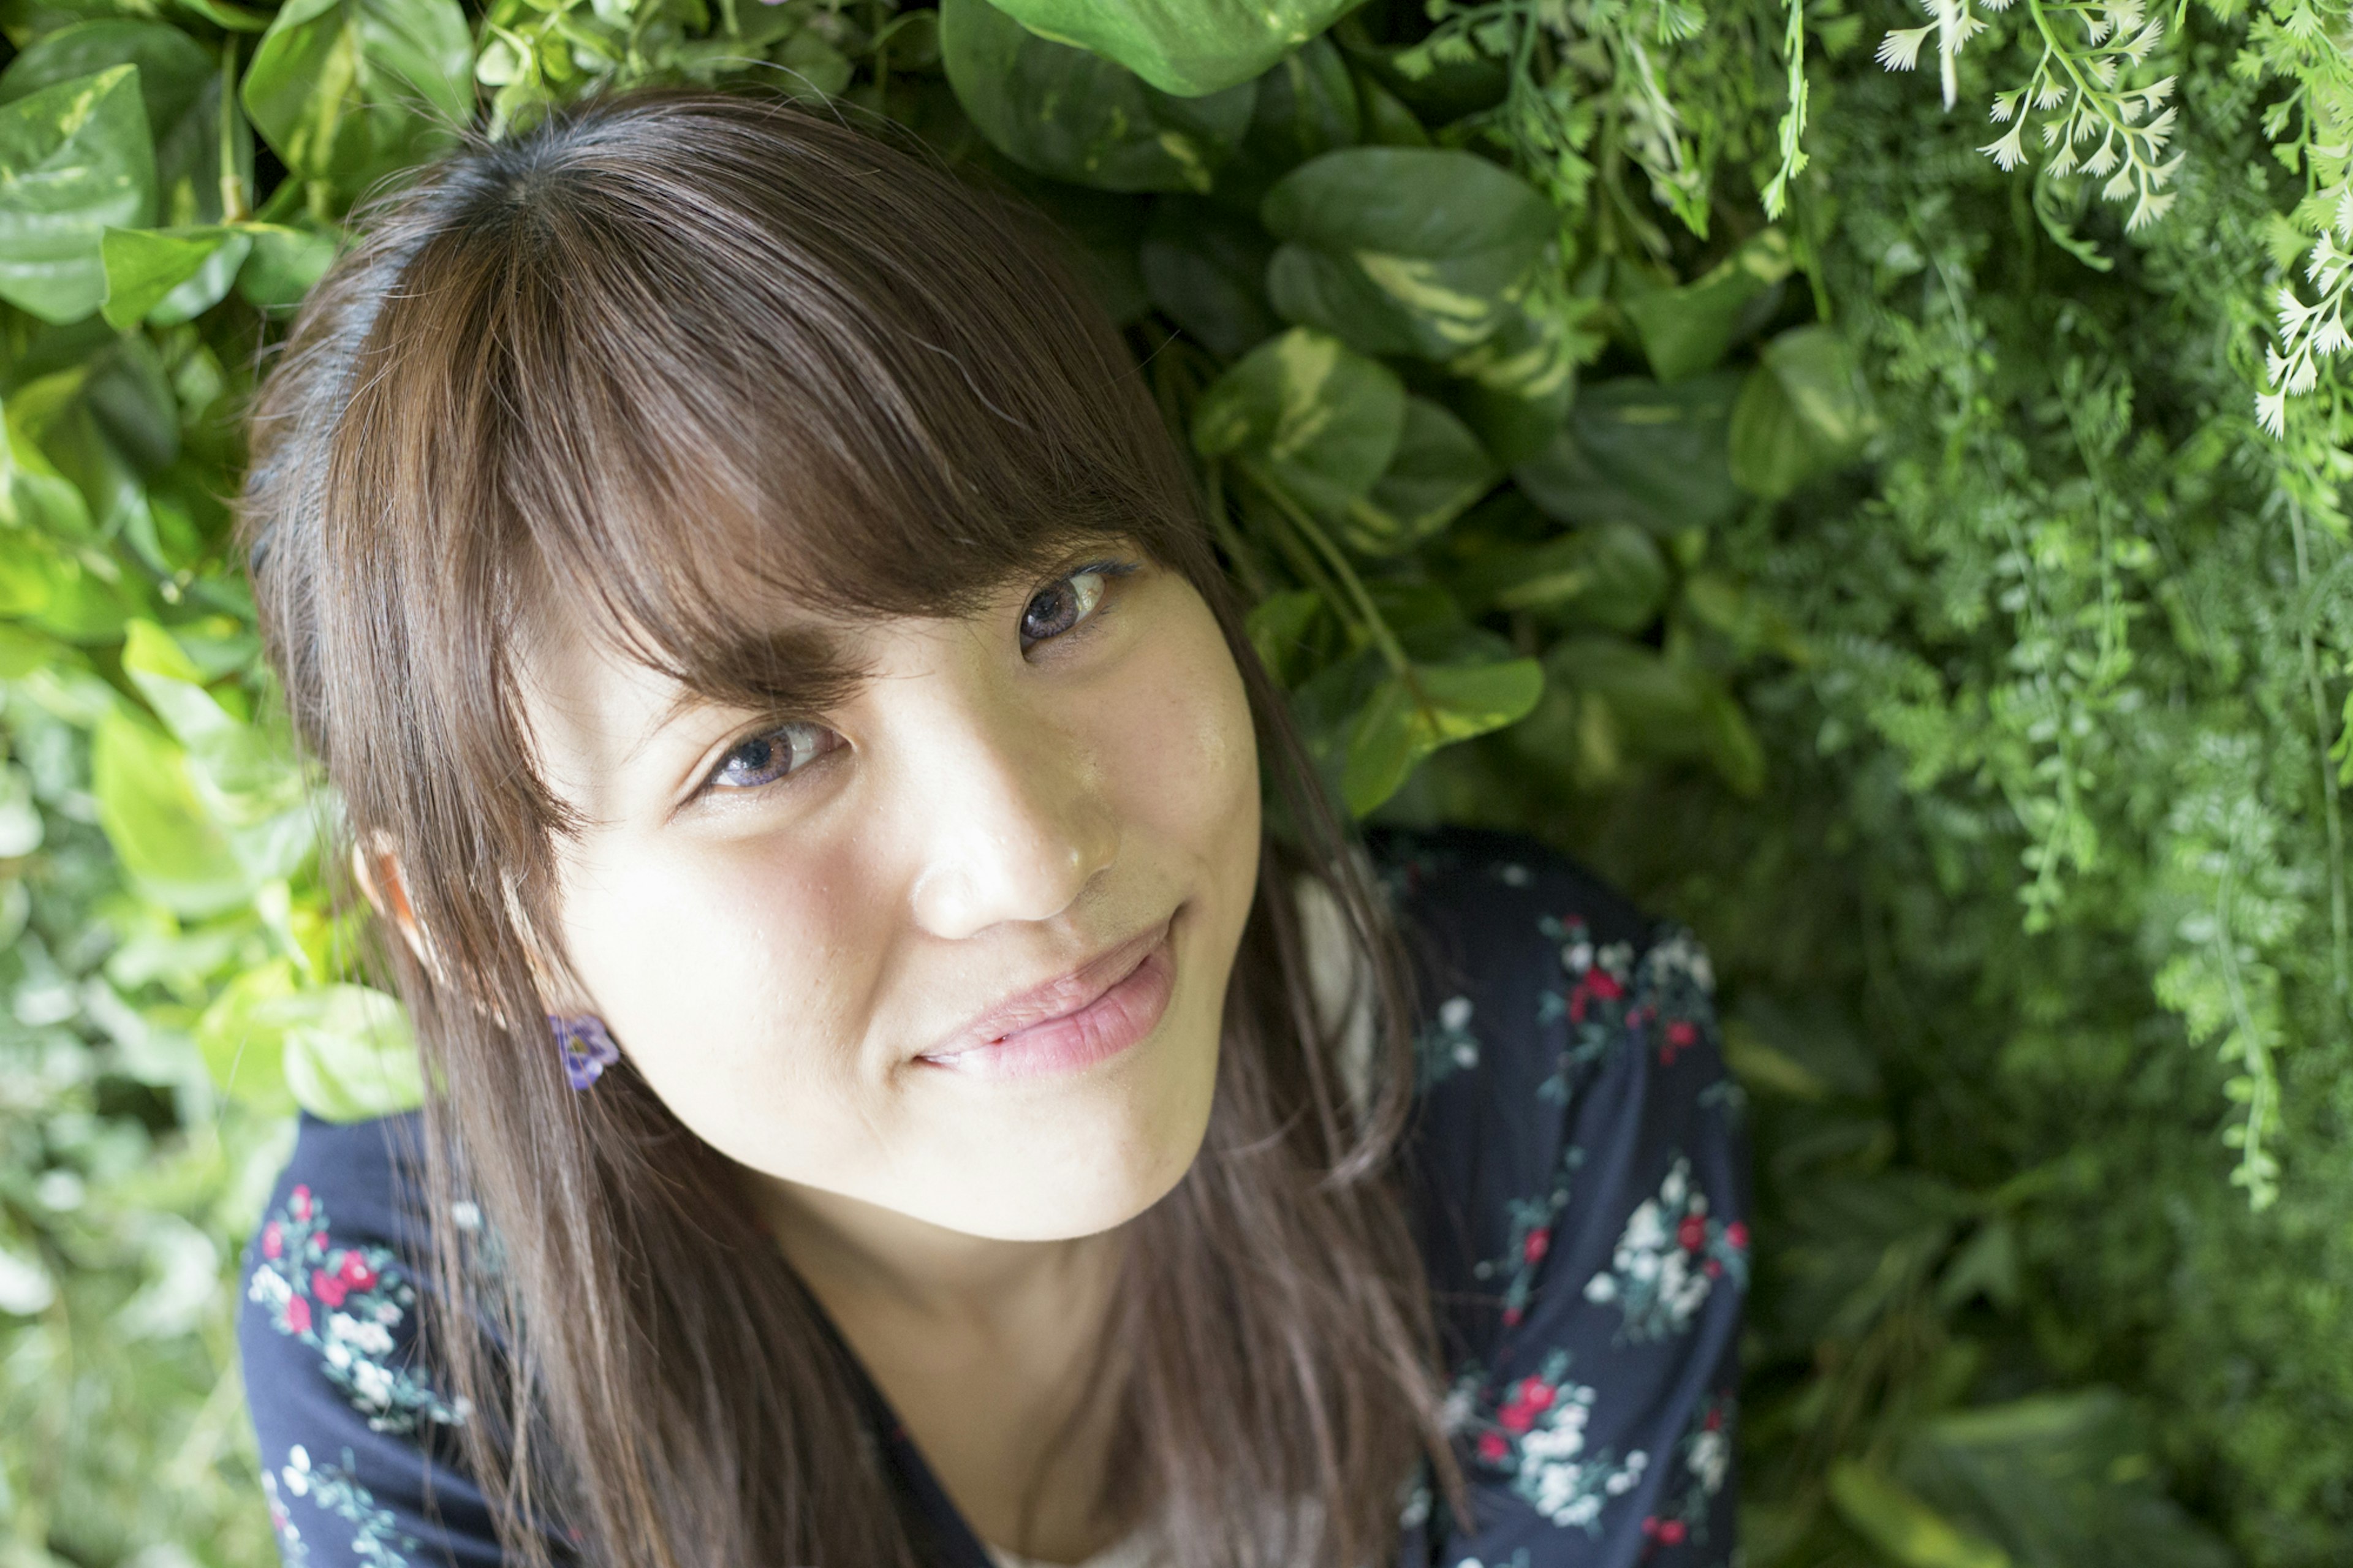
top-left (915, 912), bottom-right (1180, 1079)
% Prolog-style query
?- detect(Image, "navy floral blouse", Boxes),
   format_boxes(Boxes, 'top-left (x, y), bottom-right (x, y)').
top-left (237, 824), bottom-right (1752, 1567)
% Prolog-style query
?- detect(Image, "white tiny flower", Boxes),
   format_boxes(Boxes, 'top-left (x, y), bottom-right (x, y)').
top-left (1875, 24), bottom-right (1933, 69)
top-left (353, 1361), bottom-right (393, 1410)
top-left (1453, 1041), bottom-right (1479, 1068)
top-left (1980, 121), bottom-right (2029, 170)
top-left (450, 1201), bottom-right (482, 1232)
top-left (1565, 941), bottom-right (1593, 972)
top-left (1584, 1273), bottom-right (1618, 1303)
top-left (1439, 996), bottom-right (1474, 1031)
top-left (1499, 862), bottom-right (1531, 886)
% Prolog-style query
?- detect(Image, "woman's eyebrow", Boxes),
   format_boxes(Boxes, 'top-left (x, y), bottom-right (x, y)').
top-left (628, 623), bottom-right (875, 764)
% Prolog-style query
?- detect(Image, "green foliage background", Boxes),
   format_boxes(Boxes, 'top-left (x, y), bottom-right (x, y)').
top-left (0, 0), bottom-right (2347, 1561)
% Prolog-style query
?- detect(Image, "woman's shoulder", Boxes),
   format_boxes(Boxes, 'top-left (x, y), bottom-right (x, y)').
top-left (1363, 825), bottom-right (1752, 1559)
top-left (235, 1112), bottom-right (508, 1566)
top-left (1361, 823), bottom-right (1710, 1094)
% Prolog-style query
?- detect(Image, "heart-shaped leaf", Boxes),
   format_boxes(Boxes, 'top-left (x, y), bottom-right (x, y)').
top-left (974, 0), bottom-right (1362, 96)
top-left (1262, 146), bottom-right (1555, 361)
top-left (241, 0), bottom-right (472, 197)
top-left (1191, 326), bottom-right (1404, 517)
top-left (941, 0), bottom-right (1255, 194)
top-left (0, 66), bottom-right (156, 324)
top-left (1514, 373), bottom-right (1744, 534)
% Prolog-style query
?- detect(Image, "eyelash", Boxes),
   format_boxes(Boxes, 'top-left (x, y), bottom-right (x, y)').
top-left (696, 556), bottom-right (1139, 798)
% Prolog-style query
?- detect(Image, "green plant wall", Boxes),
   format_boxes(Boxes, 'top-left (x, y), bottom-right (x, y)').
top-left (0, 0), bottom-right (2346, 1562)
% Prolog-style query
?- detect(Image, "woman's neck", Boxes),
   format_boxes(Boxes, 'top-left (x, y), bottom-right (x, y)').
top-left (746, 1172), bottom-right (1140, 1563)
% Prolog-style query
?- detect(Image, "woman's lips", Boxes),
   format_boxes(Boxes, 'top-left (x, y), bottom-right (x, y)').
top-left (916, 918), bottom-right (1177, 1080)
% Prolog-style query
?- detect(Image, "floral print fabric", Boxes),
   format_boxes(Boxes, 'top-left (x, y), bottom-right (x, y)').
top-left (236, 825), bottom-right (1750, 1567)
top-left (1374, 825), bottom-right (1751, 1567)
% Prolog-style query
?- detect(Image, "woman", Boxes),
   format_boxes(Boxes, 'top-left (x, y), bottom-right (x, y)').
top-left (233, 86), bottom-right (1749, 1568)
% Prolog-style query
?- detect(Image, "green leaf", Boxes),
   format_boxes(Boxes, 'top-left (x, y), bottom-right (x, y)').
top-left (279, 983), bottom-right (425, 1121)
top-left (1896, 1391), bottom-right (2237, 1568)
top-left (1262, 147), bottom-right (1556, 362)
top-left (235, 222), bottom-right (340, 312)
top-left (1729, 324), bottom-right (1879, 499)
top-left (1343, 396), bottom-right (1499, 554)
top-left (1191, 326), bottom-right (1404, 516)
top-left (1441, 292), bottom-right (1586, 463)
top-left (120, 619), bottom-right (317, 887)
top-left (240, 0), bottom-right (472, 195)
top-left (0, 21), bottom-right (250, 230)
top-left (194, 958), bottom-right (299, 1113)
top-left (1219, 36), bottom-right (1359, 201)
top-left (1342, 656), bottom-right (1544, 814)
top-left (1514, 373), bottom-right (1744, 534)
top-left (1141, 196), bottom-right (1278, 358)
top-left (91, 706), bottom-right (249, 915)
top-left (973, 0), bottom-right (1362, 96)
top-left (1618, 229), bottom-right (1792, 382)
top-left (1245, 586), bottom-right (1327, 686)
top-left (941, 0), bottom-right (1255, 194)
top-left (100, 225), bottom-right (235, 328)
top-left (0, 371), bottom-right (99, 540)
top-left (0, 65), bottom-right (157, 324)
top-left (0, 763), bottom-right (43, 858)
top-left (198, 960), bottom-right (424, 1121)
top-left (1515, 635), bottom-right (1761, 793)
top-left (1458, 522), bottom-right (1668, 632)
top-left (1828, 1460), bottom-right (2013, 1568)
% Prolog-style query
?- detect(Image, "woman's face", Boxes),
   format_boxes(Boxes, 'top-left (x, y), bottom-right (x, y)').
top-left (515, 543), bottom-right (1262, 1242)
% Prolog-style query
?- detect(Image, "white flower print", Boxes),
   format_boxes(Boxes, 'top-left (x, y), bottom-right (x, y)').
top-left (1581, 1154), bottom-right (1750, 1343)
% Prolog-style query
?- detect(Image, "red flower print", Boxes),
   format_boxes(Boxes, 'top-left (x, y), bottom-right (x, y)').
top-left (1588, 971), bottom-right (1624, 1002)
top-left (311, 1269), bottom-right (349, 1308)
top-left (1724, 1221), bottom-right (1749, 1251)
top-left (1477, 1431), bottom-right (1509, 1464)
top-left (262, 1222), bottom-right (282, 1259)
top-left (1662, 1018), bottom-right (1698, 1062)
top-left (1705, 1259), bottom-right (1724, 1278)
top-left (1502, 1305), bottom-right (1522, 1327)
top-left (1705, 1407), bottom-right (1723, 1431)
top-left (1677, 1215), bottom-right (1707, 1251)
top-left (283, 1297), bottom-right (311, 1334)
top-left (1498, 1377), bottom-right (1555, 1433)
top-left (1658, 1519), bottom-right (1687, 1545)
top-left (338, 1252), bottom-right (377, 1290)
top-left (1523, 1227), bottom-right (1551, 1263)
top-left (290, 1185), bottom-right (313, 1221)
top-left (1642, 1516), bottom-right (1661, 1536)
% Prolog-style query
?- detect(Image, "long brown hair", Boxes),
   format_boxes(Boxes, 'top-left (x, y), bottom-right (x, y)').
top-left (237, 86), bottom-right (1473, 1568)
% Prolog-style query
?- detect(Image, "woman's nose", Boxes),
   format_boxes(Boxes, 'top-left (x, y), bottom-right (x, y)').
top-left (903, 673), bottom-right (1120, 941)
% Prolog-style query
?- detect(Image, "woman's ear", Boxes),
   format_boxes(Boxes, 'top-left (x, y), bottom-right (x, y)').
top-left (350, 835), bottom-right (443, 983)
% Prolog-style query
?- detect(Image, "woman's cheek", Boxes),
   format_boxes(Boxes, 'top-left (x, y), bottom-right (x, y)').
top-left (556, 840), bottom-right (866, 1129)
top-left (1103, 605), bottom-right (1259, 858)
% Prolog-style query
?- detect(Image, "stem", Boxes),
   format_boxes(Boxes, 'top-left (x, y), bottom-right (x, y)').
top-left (1202, 463), bottom-right (1272, 602)
top-left (1244, 463), bottom-right (1412, 675)
top-left (2288, 490), bottom-right (2351, 1001)
top-left (218, 36), bottom-right (248, 224)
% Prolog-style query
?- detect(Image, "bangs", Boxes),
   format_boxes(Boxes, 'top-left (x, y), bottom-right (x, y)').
top-left (321, 94), bottom-right (1203, 819)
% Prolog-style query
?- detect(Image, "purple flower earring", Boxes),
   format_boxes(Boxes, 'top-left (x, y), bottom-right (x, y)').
top-left (550, 1015), bottom-right (621, 1089)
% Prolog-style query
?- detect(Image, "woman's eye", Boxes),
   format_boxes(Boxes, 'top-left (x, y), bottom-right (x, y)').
top-left (1020, 562), bottom-right (1128, 649)
top-left (707, 722), bottom-right (841, 792)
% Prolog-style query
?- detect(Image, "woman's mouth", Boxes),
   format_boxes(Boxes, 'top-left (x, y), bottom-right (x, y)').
top-left (915, 915), bottom-right (1178, 1080)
